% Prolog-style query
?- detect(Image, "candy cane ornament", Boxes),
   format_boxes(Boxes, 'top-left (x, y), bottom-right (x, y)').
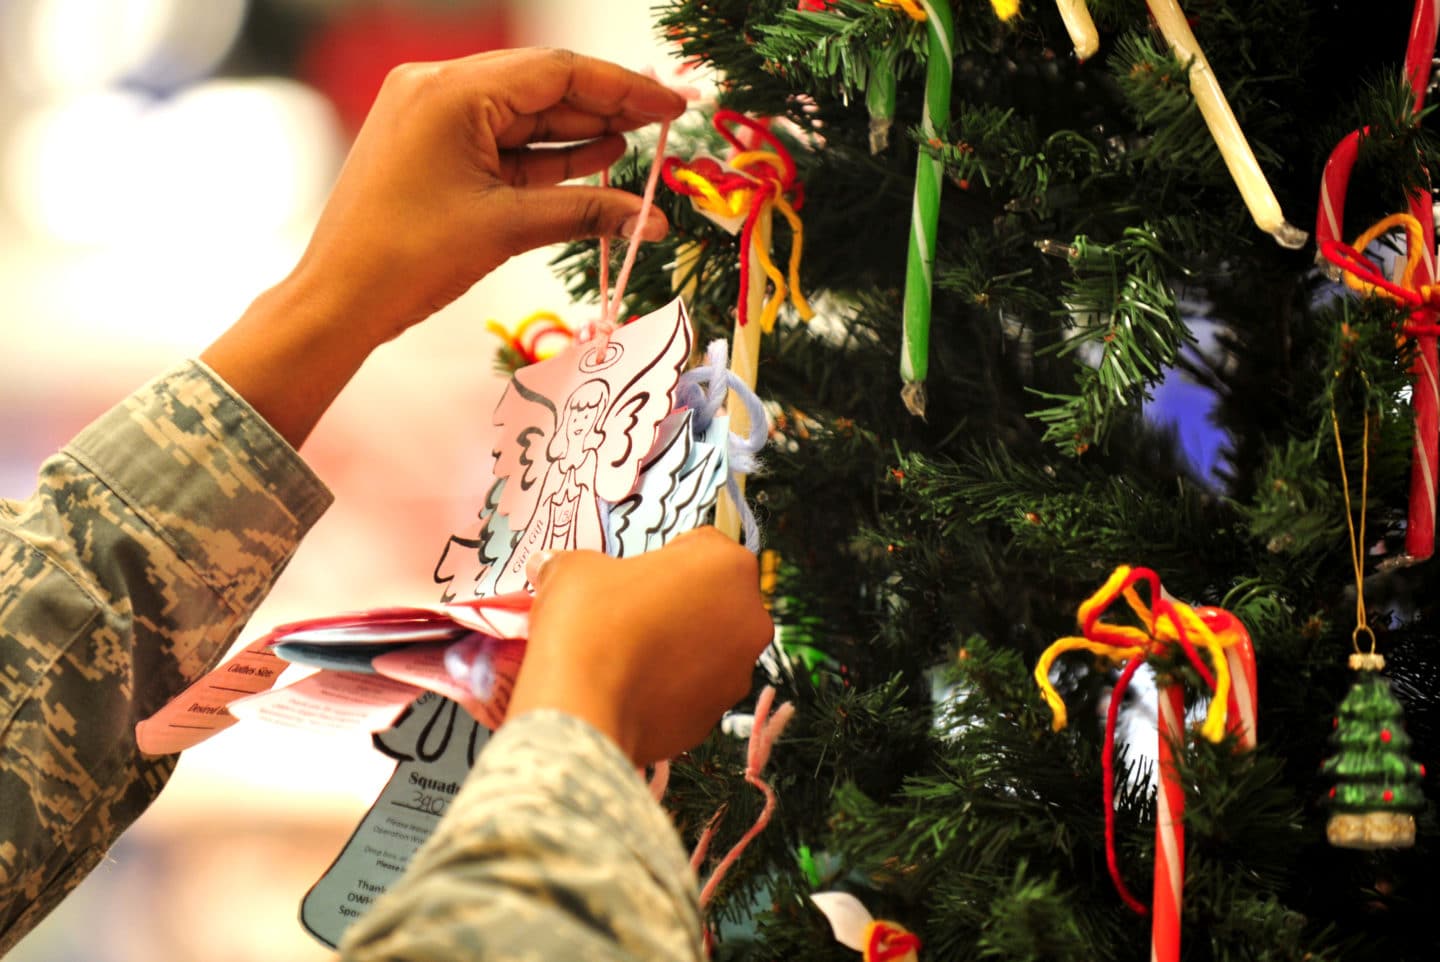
top-left (1035, 568), bottom-right (1259, 962)
top-left (1151, 606), bottom-right (1257, 962)
top-left (900, 0), bottom-right (956, 417)
top-left (1152, 680), bottom-right (1186, 962)
top-left (663, 111), bottom-right (815, 540)
top-left (1052, 0), bottom-right (1307, 250)
top-left (1316, 0), bottom-right (1440, 563)
top-left (811, 890), bottom-right (922, 962)
top-left (1055, 0), bottom-right (1099, 61)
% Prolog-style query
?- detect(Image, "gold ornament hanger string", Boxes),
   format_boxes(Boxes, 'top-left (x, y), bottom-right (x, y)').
top-left (1329, 373), bottom-right (1382, 667)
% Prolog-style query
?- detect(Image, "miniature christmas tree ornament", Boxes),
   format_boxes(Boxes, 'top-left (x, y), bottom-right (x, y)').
top-left (1324, 654), bottom-right (1427, 848)
top-left (1324, 377), bottom-right (1427, 848)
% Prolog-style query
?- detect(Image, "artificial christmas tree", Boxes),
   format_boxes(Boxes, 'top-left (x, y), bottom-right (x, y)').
top-left (554, 1), bottom-right (1440, 958)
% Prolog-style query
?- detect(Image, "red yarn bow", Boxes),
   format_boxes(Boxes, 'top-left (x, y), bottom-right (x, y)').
top-left (662, 110), bottom-right (811, 329)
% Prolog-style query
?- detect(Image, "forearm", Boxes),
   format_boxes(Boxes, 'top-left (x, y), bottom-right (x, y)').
top-left (339, 711), bottom-right (704, 962)
top-left (0, 362), bottom-right (331, 952)
top-left (200, 264), bottom-right (388, 451)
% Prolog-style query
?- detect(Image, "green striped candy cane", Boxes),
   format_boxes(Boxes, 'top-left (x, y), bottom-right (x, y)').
top-left (900, 0), bottom-right (955, 417)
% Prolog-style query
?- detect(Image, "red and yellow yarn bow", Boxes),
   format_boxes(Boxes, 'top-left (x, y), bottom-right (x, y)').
top-left (1033, 566), bottom-right (1257, 916)
top-left (1319, 213), bottom-right (1440, 333)
top-left (662, 110), bottom-right (814, 331)
top-left (485, 311), bottom-right (575, 368)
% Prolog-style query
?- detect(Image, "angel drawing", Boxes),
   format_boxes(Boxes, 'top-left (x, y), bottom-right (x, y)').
top-left (436, 300), bottom-right (693, 598)
top-left (523, 377), bottom-right (609, 555)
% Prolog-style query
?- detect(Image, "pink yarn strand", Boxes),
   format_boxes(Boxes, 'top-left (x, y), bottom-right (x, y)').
top-left (696, 685), bottom-right (795, 910)
top-left (648, 759), bottom-right (672, 803)
top-left (603, 119), bottom-right (673, 330)
top-left (598, 167), bottom-right (611, 321)
top-left (690, 808), bottom-right (724, 873)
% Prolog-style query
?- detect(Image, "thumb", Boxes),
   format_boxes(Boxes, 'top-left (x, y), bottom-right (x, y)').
top-left (525, 549), bottom-right (564, 589)
top-left (501, 185), bottom-right (670, 255)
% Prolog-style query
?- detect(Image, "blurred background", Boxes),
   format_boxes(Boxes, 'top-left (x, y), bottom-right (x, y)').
top-left (0, 1), bottom-right (683, 958)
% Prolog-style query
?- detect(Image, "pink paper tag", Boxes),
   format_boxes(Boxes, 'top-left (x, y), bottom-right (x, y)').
top-left (444, 592), bottom-right (532, 639)
top-left (371, 640), bottom-right (524, 731)
top-left (134, 633), bottom-right (288, 755)
top-left (371, 644), bottom-right (480, 711)
top-left (134, 595), bottom-right (537, 750)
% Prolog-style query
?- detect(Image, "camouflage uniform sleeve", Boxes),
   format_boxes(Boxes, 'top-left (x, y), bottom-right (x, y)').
top-left (339, 710), bottom-right (705, 962)
top-left (0, 359), bottom-right (332, 954)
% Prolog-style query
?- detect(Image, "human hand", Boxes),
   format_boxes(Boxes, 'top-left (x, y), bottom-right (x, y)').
top-left (202, 48), bottom-right (686, 449)
top-left (506, 528), bottom-right (774, 766)
top-left (295, 47), bottom-right (684, 344)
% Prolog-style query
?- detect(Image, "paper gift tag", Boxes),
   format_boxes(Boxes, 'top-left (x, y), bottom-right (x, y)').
top-left (226, 670), bottom-right (422, 734)
top-left (372, 636), bottom-right (524, 731)
top-left (270, 611), bottom-right (481, 674)
top-left (443, 590), bottom-right (533, 639)
top-left (136, 594), bottom-right (539, 748)
top-left (669, 413), bottom-right (729, 537)
top-left (301, 693), bottom-right (487, 948)
top-left (271, 640), bottom-right (396, 674)
top-left (134, 632), bottom-right (288, 754)
top-left (432, 486), bottom-right (516, 603)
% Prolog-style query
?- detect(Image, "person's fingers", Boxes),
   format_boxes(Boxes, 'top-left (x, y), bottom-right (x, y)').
top-left (495, 105), bottom-right (655, 149)
top-left (486, 184), bottom-right (669, 253)
top-left (525, 549), bottom-right (564, 590)
top-left (466, 48), bottom-right (686, 127)
top-left (497, 135), bottom-right (627, 187)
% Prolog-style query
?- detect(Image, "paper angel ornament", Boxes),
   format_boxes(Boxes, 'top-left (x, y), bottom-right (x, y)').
top-left (436, 299), bottom-right (693, 598)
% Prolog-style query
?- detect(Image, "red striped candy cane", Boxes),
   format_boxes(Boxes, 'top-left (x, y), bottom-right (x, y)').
top-left (1152, 681), bottom-right (1187, 962)
top-left (1151, 607), bottom-right (1259, 962)
top-left (1316, 0), bottom-right (1440, 563)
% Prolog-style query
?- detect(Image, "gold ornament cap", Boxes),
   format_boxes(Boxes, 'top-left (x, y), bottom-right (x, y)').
top-left (1348, 651), bottom-right (1385, 671)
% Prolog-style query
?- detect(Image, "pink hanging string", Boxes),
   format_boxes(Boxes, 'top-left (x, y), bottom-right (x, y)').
top-left (598, 167), bottom-right (612, 320)
top-left (647, 759), bottom-right (671, 803)
top-left (689, 809), bottom-right (724, 874)
top-left (694, 685), bottom-right (796, 910)
top-left (592, 119), bottom-right (674, 342)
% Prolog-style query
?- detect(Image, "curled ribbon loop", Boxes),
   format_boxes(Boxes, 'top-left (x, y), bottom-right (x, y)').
top-left (1319, 213), bottom-right (1440, 335)
top-left (1033, 566), bottom-right (1251, 914)
top-left (662, 109), bottom-right (815, 331)
top-left (485, 311), bottom-right (576, 367)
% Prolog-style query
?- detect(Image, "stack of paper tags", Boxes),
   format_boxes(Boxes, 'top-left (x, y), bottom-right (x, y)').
top-left (135, 298), bottom-right (729, 754)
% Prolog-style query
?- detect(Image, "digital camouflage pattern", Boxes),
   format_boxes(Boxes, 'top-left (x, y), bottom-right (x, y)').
top-left (0, 361), bottom-right (331, 954)
top-left (339, 709), bottom-right (704, 962)
top-left (1, 362), bottom-right (703, 960)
